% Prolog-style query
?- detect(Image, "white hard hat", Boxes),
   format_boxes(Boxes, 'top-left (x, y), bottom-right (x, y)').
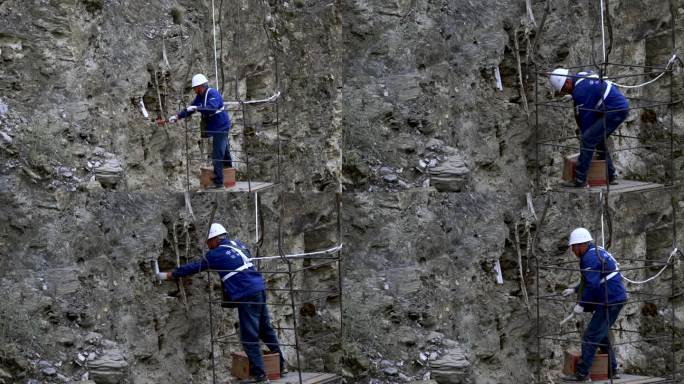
top-left (192, 74), bottom-right (209, 88)
top-left (549, 68), bottom-right (569, 92)
top-left (207, 223), bottom-right (227, 240)
top-left (568, 227), bottom-right (593, 246)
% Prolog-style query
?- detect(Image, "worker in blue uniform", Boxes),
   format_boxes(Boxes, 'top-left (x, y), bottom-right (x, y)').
top-left (169, 74), bottom-right (232, 189)
top-left (561, 228), bottom-right (627, 382)
top-left (158, 223), bottom-right (286, 383)
top-left (550, 68), bottom-right (629, 187)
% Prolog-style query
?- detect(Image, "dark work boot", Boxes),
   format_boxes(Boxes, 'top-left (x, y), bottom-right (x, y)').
top-left (561, 372), bottom-right (590, 382)
top-left (560, 179), bottom-right (587, 188)
top-left (239, 376), bottom-right (269, 384)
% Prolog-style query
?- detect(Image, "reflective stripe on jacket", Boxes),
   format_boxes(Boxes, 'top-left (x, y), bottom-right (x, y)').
top-left (172, 238), bottom-right (264, 300)
top-left (572, 71), bottom-right (629, 131)
top-left (177, 87), bottom-right (231, 135)
top-left (579, 243), bottom-right (628, 309)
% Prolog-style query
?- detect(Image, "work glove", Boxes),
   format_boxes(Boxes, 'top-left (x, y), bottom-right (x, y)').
top-left (168, 115), bottom-right (178, 123)
top-left (157, 272), bottom-right (172, 281)
top-left (562, 288), bottom-right (576, 297)
top-left (573, 304), bottom-right (584, 314)
top-left (185, 105), bottom-right (197, 113)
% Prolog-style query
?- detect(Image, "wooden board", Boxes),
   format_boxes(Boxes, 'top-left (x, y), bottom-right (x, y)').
top-left (586, 374), bottom-right (668, 383)
top-left (271, 372), bottom-right (341, 384)
top-left (197, 181), bottom-right (274, 193)
top-left (554, 179), bottom-right (664, 194)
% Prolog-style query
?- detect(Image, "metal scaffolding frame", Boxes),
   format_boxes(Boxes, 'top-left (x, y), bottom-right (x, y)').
top-left (534, 246), bottom-right (678, 383)
top-left (532, 2), bottom-right (680, 383)
top-left (199, 193), bottom-right (343, 384)
top-left (172, 2), bottom-right (343, 384)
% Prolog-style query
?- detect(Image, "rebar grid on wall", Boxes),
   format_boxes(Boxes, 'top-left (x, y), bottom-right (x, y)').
top-left (532, 2), bottom-right (680, 383)
top-left (181, 2), bottom-right (343, 384)
top-left (202, 193), bottom-right (343, 384)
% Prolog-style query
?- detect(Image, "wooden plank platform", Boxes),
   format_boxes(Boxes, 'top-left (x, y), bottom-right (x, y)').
top-left (197, 181), bottom-right (274, 193)
top-left (588, 374), bottom-right (668, 383)
top-left (554, 179), bottom-right (664, 194)
top-left (271, 372), bottom-right (341, 384)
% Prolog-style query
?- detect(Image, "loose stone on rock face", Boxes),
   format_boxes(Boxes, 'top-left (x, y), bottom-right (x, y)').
top-left (41, 367), bottom-right (56, 376)
top-left (380, 359), bottom-right (393, 367)
top-left (88, 349), bottom-right (128, 384)
top-left (379, 166), bottom-right (394, 175)
top-left (430, 345), bottom-right (470, 384)
top-left (429, 151), bottom-right (469, 192)
top-left (0, 131), bottom-right (12, 144)
top-left (22, 166), bottom-right (42, 181)
top-left (94, 157), bottom-right (123, 187)
top-left (383, 174), bottom-right (398, 183)
top-left (0, 367), bottom-right (11, 380)
top-left (383, 367), bottom-right (399, 376)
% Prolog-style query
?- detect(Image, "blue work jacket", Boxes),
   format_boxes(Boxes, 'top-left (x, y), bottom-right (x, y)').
top-left (577, 244), bottom-right (627, 310)
top-left (177, 87), bottom-right (231, 136)
top-left (172, 238), bottom-right (265, 300)
top-left (572, 71), bottom-right (629, 131)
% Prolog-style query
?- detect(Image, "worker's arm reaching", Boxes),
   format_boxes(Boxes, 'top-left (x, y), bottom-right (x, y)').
top-left (157, 257), bottom-right (210, 281)
top-left (168, 94), bottom-right (202, 123)
top-left (172, 258), bottom-right (210, 277)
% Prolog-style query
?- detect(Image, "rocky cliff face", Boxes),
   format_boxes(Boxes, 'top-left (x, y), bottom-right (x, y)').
top-left (0, 0), bottom-right (683, 383)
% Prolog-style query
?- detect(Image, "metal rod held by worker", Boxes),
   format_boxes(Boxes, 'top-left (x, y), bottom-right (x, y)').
top-left (152, 259), bottom-right (160, 284)
top-left (559, 312), bottom-right (574, 326)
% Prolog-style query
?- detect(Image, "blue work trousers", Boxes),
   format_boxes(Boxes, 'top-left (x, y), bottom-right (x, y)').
top-left (576, 304), bottom-right (623, 377)
top-left (211, 132), bottom-right (232, 185)
top-left (575, 110), bottom-right (627, 184)
top-left (237, 291), bottom-right (285, 378)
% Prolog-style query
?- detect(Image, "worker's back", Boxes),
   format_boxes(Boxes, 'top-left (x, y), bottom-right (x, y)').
top-left (579, 245), bottom-right (627, 308)
top-left (211, 239), bottom-right (265, 300)
top-left (573, 71), bottom-right (629, 129)
top-left (173, 238), bottom-right (265, 300)
top-left (191, 87), bottom-right (231, 135)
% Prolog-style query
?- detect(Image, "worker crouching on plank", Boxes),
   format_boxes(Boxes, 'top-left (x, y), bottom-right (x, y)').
top-left (168, 74), bottom-right (232, 189)
top-left (158, 223), bottom-right (286, 384)
top-left (561, 228), bottom-right (627, 382)
top-left (549, 68), bottom-right (629, 188)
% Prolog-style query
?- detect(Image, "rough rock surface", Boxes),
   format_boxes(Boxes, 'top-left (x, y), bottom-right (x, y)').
top-left (430, 344), bottom-right (471, 384)
top-left (0, 0), bottom-right (682, 383)
top-left (427, 144), bottom-right (470, 192)
top-left (88, 349), bottom-right (128, 384)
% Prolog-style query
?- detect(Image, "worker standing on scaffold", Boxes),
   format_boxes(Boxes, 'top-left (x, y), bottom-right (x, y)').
top-left (549, 68), bottom-right (629, 188)
top-left (158, 223), bottom-right (287, 383)
top-left (168, 74), bottom-right (232, 189)
top-left (562, 228), bottom-right (627, 382)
